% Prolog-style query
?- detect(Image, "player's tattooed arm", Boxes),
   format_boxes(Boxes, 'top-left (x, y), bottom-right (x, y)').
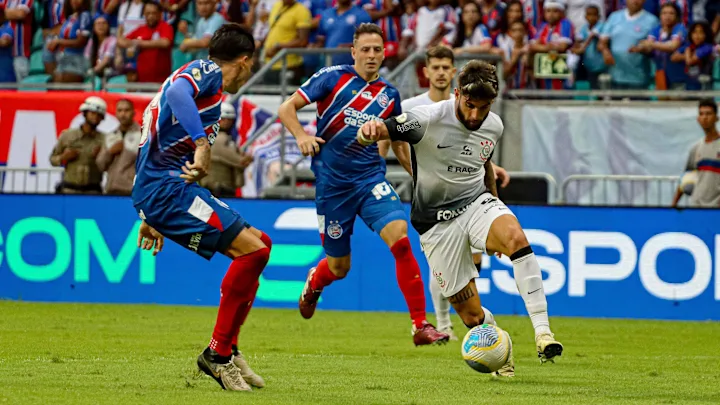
top-left (484, 159), bottom-right (498, 197)
top-left (180, 137), bottom-right (211, 183)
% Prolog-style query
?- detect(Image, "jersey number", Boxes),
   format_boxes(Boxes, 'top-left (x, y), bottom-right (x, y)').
top-left (139, 93), bottom-right (161, 147)
top-left (371, 182), bottom-right (395, 200)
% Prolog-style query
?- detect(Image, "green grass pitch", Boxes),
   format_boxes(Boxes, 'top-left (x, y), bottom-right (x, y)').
top-left (1, 301), bottom-right (719, 405)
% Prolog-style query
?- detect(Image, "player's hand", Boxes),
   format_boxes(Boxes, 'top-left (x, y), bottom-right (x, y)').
top-left (358, 120), bottom-right (387, 145)
top-left (137, 221), bottom-right (164, 256)
top-left (180, 160), bottom-right (208, 183)
top-left (493, 164), bottom-right (510, 188)
top-left (296, 134), bottom-right (325, 157)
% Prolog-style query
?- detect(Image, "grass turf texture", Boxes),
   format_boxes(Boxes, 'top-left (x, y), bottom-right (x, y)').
top-left (1, 302), bottom-right (719, 405)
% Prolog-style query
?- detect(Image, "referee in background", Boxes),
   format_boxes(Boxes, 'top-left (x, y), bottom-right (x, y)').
top-left (672, 98), bottom-right (720, 208)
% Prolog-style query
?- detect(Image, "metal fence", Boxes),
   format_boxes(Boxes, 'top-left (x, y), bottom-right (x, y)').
top-left (560, 174), bottom-right (681, 207)
top-left (0, 167), bottom-right (64, 194)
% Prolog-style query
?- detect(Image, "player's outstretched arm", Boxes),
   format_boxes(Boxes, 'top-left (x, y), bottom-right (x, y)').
top-left (278, 93), bottom-right (325, 157)
top-left (357, 120), bottom-right (390, 145)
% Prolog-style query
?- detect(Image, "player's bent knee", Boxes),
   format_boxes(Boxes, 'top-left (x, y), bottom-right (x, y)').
top-left (505, 227), bottom-right (529, 256)
top-left (327, 256), bottom-right (351, 278)
top-left (380, 220), bottom-right (408, 247)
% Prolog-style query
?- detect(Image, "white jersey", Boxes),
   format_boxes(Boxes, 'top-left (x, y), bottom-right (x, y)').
top-left (401, 91), bottom-right (454, 112)
top-left (386, 99), bottom-right (504, 234)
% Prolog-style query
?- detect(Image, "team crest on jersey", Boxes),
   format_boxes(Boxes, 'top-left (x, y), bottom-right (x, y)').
top-left (479, 140), bottom-right (494, 162)
top-left (327, 220), bottom-right (343, 239)
top-left (378, 93), bottom-right (389, 108)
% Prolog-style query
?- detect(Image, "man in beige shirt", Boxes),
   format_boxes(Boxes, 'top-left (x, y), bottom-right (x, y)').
top-left (50, 96), bottom-right (107, 194)
top-left (201, 103), bottom-right (253, 197)
top-left (97, 99), bottom-right (141, 196)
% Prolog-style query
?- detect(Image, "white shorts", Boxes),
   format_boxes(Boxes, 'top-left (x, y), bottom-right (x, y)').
top-left (420, 193), bottom-right (515, 298)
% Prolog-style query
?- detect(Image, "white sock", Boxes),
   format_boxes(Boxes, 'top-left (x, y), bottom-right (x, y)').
top-left (481, 306), bottom-right (496, 326)
top-left (511, 249), bottom-right (552, 337)
top-left (430, 269), bottom-right (452, 330)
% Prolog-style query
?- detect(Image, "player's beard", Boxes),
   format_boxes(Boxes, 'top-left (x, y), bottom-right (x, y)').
top-left (456, 105), bottom-right (484, 131)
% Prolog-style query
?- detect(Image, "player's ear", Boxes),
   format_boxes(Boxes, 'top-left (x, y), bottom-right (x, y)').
top-left (423, 66), bottom-right (430, 79)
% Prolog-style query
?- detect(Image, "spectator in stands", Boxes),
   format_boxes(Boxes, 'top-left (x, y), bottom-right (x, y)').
top-left (85, 13), bottom-right (117, 77)
top-left (672, 98), bottom-right (720, 208)
top-left (96, 99), bottom-right (140, 195)
top-left (496, 0), bottom-right (537, 45)
top-left (42, 0), bottom-right (65, 75)
top-left (566, 0), bottom-right (602, 36)
top-left (159, 0), bottom-right (189, 29)
top-left (598, 0), bottom-right (659, 90)
top-left (95, 0), bottom-right (120, 30)
top-left (400, 0), bottom-right (456, 87)
top-left (200, 103), bottom-right (253, 197)
top-left (50, 96), bottom-right (107, 195)
top-left (3, 0), bottom-right (34, 81)
top-left (301, 0), bottom-right (328, 76)
top-left (315, 0), bottom-right (372, 66)
top-left (117, 1), bottom-right (173, 83)
top-left (672, 21), bottom-right (715, 90)
top-left (481, 0), bottom-right (506, 40)
top-left (633, 2), bottom-right (685, 90)
top-left (573, 3), bottom-right (606, 88)
top-left (499, 20), bottom-right (532, 89)
top-left (362, 0), bottom-right (403, 70)
top-left (262, 0), bottom-right (311, 85)
top-left (530, 0), bottom-right (574, 89)
top-left (451, 1), bottom-right (492, 55)
top-left (116, 0), bottom-right (145, 38)
top-left (0, 21), bottom-right (13, 82)
top-left (179, 0), bottom-right (226, 59)
top-left (48, 0), bottom-right (92, 83)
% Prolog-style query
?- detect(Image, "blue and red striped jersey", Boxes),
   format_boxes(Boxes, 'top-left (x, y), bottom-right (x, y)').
top-left (0, 0), bottom-right (33, 58)
top-left (297, 64), bottom-right (402, 188)
top-left (135, 60), bottom-right (224, 188)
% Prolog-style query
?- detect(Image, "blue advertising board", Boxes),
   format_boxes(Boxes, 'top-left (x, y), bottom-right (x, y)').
top-left (0, 195), bottom-right (718, 320)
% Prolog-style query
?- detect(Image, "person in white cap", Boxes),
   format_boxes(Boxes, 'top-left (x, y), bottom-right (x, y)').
top-left (50, 96), bottom-right (107, 194)
top-left (530, 0), bottom-right (575, 89)
top-left (200, 102), bottom-right (253, 197)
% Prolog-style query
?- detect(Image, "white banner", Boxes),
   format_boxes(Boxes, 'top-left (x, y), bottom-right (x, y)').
top-left (522, 105), bottom-right (702, 205)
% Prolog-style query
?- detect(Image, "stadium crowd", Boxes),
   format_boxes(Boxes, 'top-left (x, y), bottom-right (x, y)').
top-left (1, 0), bottom-right (720, 89)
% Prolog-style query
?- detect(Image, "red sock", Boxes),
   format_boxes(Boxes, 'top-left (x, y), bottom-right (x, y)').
top-left (210, 247), bottom-right (270, 357)
top-left (230, 232), bottom-right (271, 348)
top-left (310, 258), bottom-right (340, 291)
top-left (391, 237), bottom-right (427, 329)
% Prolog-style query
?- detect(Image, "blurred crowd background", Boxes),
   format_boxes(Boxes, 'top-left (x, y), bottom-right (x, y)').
top-left (1, 0), bottom-right (719, 90)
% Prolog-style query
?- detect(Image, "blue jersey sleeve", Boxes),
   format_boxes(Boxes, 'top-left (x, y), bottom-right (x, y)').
top-left (175, 60), bottom-right (223, 98)
top-left (0, 23), bottom-right (12, 40)
top-left (297, 66), bottom-right (336, 104)
top-left (391, 90), bottom-right (402, 116)
top-left (166, 79), bottom-right (207, 142)
top-left (672, 24), bottom-right (686, 42)
top-left (648, 25), bottom-right (659, 40)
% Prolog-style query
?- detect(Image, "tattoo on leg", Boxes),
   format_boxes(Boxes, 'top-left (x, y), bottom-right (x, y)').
top-left (449, 285), bottom-right (475, 304)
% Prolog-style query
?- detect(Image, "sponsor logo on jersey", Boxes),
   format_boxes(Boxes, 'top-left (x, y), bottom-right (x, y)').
top-left (188, 233), bottom-right (203, 252)
top-left (461, 145), bottom-right (473, 156)
top-left (396, 120), bottom-right (421, 133)
top-left (436, 202), bottom-right (473, 221)
top-left (395, 113), bottom-right (408, 123)
top-left (378, 93), bottom-right (389, 108)
top-left (200, 60), bottom-right (220, 75)
top-left (447, 165), bottom-right (479, 174)
top-left (327, 220), bottom-right (343, 239)
top-left (361, 91), bottom-right (373, 100)
top-left (343, 108), bottom-right (381, 128)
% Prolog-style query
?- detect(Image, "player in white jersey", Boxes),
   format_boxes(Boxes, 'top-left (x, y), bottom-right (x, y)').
top-left (379, 46), bottom-right (511, 341)
top-left (358, 61), bottom-right (563, 371)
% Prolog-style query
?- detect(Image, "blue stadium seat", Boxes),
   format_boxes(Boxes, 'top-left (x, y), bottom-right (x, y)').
top-left (573, 80), bottom-right (593, 101)
top-left (29, 50), bottom-right (45, 75)
top-left (19, 74), bottom-right (51, 92)
top-left (107, 75), bottom-right (128, 93)
top-left (31, 29), bottom-right (44, 52)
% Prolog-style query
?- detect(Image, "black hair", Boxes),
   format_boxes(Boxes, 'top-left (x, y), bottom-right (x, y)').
top-left (353, 23), bottom-right (384, 43)
top-left (453, 1), bottom-right (482, 49)
top-left (698, 98), bottom-right (718, 114)
top-left (63, 0), bottom-right (91, 18)
top-left (659, 2), bottom-right (681, 23)
top-left (425, 45), bottom-right (455, 65)
top-left (117, 98), bottom-right (135, 108)
top-left (688, 21), bottom-right (714, 46)
top-left (458, 60), bottom-right (498, 100)
top-left (209, 23), bottom-right (256, 62)
top-left (498, 0), bottom-right (524, 34)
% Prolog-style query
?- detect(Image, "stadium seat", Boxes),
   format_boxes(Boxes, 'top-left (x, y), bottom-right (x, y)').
top-left (106, 75), bottom-right (128, 93)
top-left (573, 80), bottom-right (594, 101)
top-left (19, 74), bottom-right (51, 92)
top-left (93, 75), bottom-right (103, 91)
top-left (172, 48), bottom-right (192, 71)
top-left (29, 50), bottom-right (45, 75)
top-left (713, 59), bottom-right (720, 82)
top-left (31, 29), bottom-right (44, 52)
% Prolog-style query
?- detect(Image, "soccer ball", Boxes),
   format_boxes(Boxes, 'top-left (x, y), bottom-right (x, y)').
top-left (461, 324), bottom-right (512, 373)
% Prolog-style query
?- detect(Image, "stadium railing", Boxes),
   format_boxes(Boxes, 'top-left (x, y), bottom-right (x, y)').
top-left (560, 174), bottom-right (681, 207)
top-left (0, 167), bottom-right (64, 194)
